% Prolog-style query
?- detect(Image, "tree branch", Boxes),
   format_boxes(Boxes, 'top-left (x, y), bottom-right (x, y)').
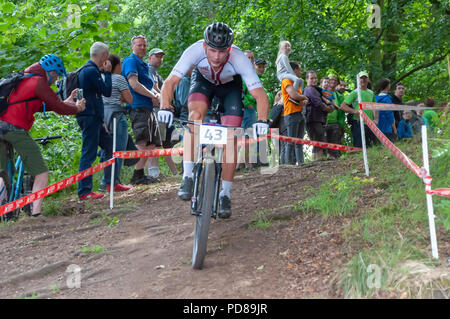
top-left (394, 51), bottom-right (449, 84)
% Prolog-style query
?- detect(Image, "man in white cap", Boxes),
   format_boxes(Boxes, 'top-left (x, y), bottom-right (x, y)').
top-left (148, 48), bottom-right (165, 94)
top-left (339, 70), bottom-right (378, 148)
top-left (147, 48), bottom-right (178, 176)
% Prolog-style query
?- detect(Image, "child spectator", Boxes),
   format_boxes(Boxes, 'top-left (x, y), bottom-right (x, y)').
top-left (405, 100), bottom-right (424, 135)
top-left (397, 110), bottom-right (413, 139)
top-left (276, 41), bottom-right (304, 104)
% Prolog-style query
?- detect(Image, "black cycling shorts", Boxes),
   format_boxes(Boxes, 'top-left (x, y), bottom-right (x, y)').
top-left (188, 68), bottom-right (244, 127)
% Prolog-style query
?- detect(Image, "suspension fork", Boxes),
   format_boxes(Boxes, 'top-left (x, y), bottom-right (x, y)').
top-left (190, 143), bottom-right (205, 216)
top-left (211, 148), bottom-right (223, 219)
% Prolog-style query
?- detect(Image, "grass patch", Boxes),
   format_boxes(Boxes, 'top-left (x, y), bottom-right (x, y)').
top-left (298, 174), bottom-right (365, 216)
top-left (248, 209), bottom-right (273, 230)
top-left (80, 245), bottom-right (105, 254)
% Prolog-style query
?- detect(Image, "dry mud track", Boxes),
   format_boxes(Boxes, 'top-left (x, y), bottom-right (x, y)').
top-left (0, 161), bottom-right (352, 299)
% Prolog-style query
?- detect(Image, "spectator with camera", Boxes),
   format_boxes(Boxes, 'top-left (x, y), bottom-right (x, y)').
top-left (76, 42), bottom-right (118, 202)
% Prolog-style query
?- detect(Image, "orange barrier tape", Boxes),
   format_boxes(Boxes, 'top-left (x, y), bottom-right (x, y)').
top-left (0, 158), bottom-right (115, 217)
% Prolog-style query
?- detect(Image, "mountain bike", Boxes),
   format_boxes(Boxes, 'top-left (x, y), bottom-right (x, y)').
top-left (0, 135), bottom-right (61, 222)
top-left (173, 117), bottom-right (244, 269)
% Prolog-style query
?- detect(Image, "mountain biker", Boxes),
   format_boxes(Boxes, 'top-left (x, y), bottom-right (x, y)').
top-left (0, 54), bottom-right (86, 217)
top-left (158, 22), bottom-right (269, 219)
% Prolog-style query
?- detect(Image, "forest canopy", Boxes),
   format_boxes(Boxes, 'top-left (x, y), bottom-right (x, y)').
top-left (0, 0), bottom-right (449, 102)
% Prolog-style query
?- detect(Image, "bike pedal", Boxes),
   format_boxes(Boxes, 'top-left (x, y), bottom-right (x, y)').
top-left (190, 210), bottom-right (201, 217)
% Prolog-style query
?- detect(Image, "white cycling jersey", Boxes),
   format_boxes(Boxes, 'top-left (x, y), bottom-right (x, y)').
top-left (170, 40), bottom-right (262, 91)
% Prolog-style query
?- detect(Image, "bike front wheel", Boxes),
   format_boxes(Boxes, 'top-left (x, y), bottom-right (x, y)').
top-left (192, 159), bottom-right (216, 270)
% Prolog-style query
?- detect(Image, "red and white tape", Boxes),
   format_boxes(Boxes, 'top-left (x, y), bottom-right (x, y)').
top-left (360, 109), bottom-right (449, 198)
top-left (426, 188), bottom-right (450, 197)
top-left (268, 133), bottom-right (363, 152)
top-left (114, 148), bottom-right (184, 159)
top-left (0, 158), bottom-right (115, 217)
top-left (361, 102), bottom-right (443, 111)
top-left (359, 110), bottom-right (422, 177)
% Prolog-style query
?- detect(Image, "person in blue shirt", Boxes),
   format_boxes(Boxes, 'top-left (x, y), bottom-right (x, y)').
top-left (77, 42), bottom-right (114, 202)
top-left (122, 35), bottom-right (161, 185)
top-left (375, 78), bottom-right (397, 142)
top-left (397, 110), bottom-right (413, 139)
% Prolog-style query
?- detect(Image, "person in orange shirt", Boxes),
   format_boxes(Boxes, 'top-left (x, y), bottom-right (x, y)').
top-left (281, 61), bottom-right (309, 165)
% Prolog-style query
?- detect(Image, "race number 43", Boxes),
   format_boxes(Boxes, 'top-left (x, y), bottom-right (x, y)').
top-left (199, 125), bottom-right (227, 145)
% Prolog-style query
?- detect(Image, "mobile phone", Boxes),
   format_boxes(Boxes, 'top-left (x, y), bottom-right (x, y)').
top-left (76, 89), bottom-right (83, 101)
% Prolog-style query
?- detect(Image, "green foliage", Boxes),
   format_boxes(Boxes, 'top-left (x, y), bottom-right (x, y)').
top-left (1, 0), bottom-right (448, 101)
top-left (29, 112), bottom-right (82, 186)
top-left (0, 0), bottom-right (129, 75)
top-left (300, 175), bottom-right (363, 216)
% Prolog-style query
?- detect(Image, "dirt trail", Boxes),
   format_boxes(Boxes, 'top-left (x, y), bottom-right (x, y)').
top-left (0, 161), bottom-right (352, 299)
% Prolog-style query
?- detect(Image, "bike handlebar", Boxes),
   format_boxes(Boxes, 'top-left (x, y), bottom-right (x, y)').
top-left (173, 117), bottom-right (243, 131)
top-left (33, 136), bottom-right (62, 146)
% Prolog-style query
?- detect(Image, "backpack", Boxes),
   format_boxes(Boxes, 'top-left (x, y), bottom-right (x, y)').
top-left (0, 72), bottom-right (39, 116)
top-left (269, 103), bottom-right (283, 128)
top-left (56, 64), bottom-right (89, 100)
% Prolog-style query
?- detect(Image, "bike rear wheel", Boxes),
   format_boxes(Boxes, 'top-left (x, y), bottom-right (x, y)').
top-left (192, 159), bottom-right (215, 270)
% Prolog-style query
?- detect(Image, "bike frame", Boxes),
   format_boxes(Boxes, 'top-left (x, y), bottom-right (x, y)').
top-left (0, 135), bottom-right (61, 221)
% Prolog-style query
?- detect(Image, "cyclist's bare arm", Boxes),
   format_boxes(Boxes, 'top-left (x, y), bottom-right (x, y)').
top-left (160, 74), bottom-right (182, 112)
top-left (249, 87), bottom-right (269, 121)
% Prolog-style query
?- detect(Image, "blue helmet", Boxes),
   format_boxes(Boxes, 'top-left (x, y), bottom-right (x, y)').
top-left (39, 54), bottom-right (67, 77)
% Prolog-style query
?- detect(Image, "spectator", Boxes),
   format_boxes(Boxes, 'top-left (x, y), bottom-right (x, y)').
top-left (339, 71), bottom-right (378, 148)
top-left (416, 103), bottom-right (428, 128)
top-left (174, 65), bottom-right (195, 121)
top-left (406, 101), bottom-right (424, 136)
top-left (253, 57), bottom-right (273, 166)
top-left (269, 90), bottom-right (283, 129)
top-left (147, 48), bottom-right (178, 177)
top-left (276, 41), bottom-right (304, 99)
top-left (281, 62), bottom-right (308, 165)
top-left (99, 54), bottom-right (133, 192)
top-left (0, 54), bottom-right (85, 216)
top-left (148, 48), bottom-right (165, 94)
top-left (397, 110), bottom-right (413, 139)
top-left (76, 42), bottom-right (118, 201)
top-left (375, 78), bottom-right (397, 142)
top-left (422, 97), bottom-right (439, 132)
top-left (303, 70), bottom-right (332, 161)
top-left (336, 79), bottom-right (348, 95)
top-left (170, 65), bottom-right (196, 146)
top-left (390, 82), bottom-right (405, 128)
top-left (320, 77), bottom-right (329, 89)
top-left (325, 74), bottom-right (346, 159)
top-left (254, 58), bottom-right (266, 75)
top-left (239, 50), bottom-right (258, 169)
top-left (122, 35), bottom-right (161, 185)
top-left (254, 57), bottom-right (274, 107)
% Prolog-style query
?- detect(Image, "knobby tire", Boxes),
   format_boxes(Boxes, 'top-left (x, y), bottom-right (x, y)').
top-left (192, 159), bottom-right (215, 270)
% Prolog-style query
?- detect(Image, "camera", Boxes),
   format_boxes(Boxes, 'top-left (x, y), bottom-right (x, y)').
top-left (76, 89), bottom-right (83, 101)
